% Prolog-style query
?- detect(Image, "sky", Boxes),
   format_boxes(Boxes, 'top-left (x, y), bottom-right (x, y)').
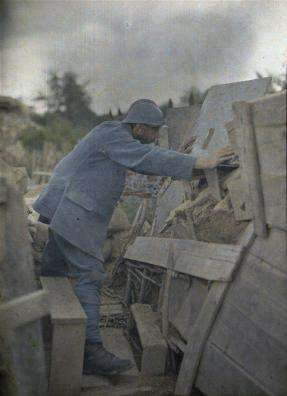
top-left (1, 0), bottom-right (287, 114)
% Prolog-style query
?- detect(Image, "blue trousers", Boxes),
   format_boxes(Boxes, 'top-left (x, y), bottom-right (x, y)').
top-left (42, 230), bottom-right (107, 344)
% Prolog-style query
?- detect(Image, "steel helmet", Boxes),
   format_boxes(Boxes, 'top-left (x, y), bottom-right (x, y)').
top-left (122, 99), bottom-right (165, 127)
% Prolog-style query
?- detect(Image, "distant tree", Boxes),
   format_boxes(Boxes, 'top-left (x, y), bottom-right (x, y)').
top-left (118, 108), bottom-right (122, 116)
top-left (180, 85), bottom-right (207, 106)
top-left (35, 71), bottom-right (97, 129)
top-left (109, 109), bottom-right (113, 118)
top-left (168, 98), bottom-right (173, 108)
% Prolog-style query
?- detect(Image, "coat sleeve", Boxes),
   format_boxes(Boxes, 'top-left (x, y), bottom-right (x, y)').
top-left (104, 130), bottom-right (196, 180)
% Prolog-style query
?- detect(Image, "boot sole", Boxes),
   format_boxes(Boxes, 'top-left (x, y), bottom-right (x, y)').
top-left (83, 362), bottom-right (133, 377)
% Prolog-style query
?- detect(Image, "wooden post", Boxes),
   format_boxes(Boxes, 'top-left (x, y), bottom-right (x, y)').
top-left (233, 101), bottom-right (267, 237)
top-left (161, 240), bottom-right (175, 338)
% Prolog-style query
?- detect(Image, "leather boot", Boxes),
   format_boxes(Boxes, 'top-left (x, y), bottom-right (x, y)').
top-left (83, 342), bottom-right (133, 376)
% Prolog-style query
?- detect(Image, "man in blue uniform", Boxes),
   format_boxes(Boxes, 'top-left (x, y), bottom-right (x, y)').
top-left (34, 99), bottom-right (233, 375)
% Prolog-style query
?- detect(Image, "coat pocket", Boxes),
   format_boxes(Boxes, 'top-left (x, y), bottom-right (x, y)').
top-left (65, 182), bottom-right (94, 211)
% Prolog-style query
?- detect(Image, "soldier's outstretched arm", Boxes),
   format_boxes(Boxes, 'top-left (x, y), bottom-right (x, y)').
top-left (104, 131), bottom-right (196, 180)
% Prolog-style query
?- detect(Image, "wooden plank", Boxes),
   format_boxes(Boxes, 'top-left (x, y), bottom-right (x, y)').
top-left (0, 176), bottom-right (7, 204)
top-left (191, 77), bottom-right (271, 156)
top-left (49, 322), bottom-right (86, 396)
top-left (236, 221), bottom-right (255, 249)
top-left (205, 169), bottom-right (221, 201)
top-left (250, 228), bottom-right (286, 273)
top-left (196, 343), bottom-right (272, 396)
top-left (210, 301), bottom-right (287, 395)
top-left (226, 170), bottom-right (253, 221)
top-left (255, 125), bottom-right (286, 176)
top-left (233, 101), bottom-right (267, 237)
top-left (0, 290), bottom-right (49, 330)
top-left (261, 174), bottom-right (286, 231)
top-left (161, 241), bottom-right (175, 338)
top-left (251, 91), bottom-right (286, 126)
top-left (224, 254), bottom-right (287, 347)
top-left (41, 277), bottom-right (87, 324)
top-left (172, 278), bottom-right (209, 341)
top-left (130, 304), bottom-right (167, 375)
top-left (175, 281), bottom-right (233, 395)
top-left (125, 237), bottom-right (244, 281)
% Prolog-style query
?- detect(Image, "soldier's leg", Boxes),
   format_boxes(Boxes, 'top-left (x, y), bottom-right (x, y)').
top-left (52, 231), bottom-right (132, 374)
top-left (41, 229), bottom-right (69, 277)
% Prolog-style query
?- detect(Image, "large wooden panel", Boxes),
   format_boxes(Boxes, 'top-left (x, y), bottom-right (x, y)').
top-left (255, 125), bottom-right (286, 176)
top-left (153, 180), bottom-right (186, 234)
top-left (171, 277), bottom-right (208, 341)
top-left (196, 343), bottom-right (272, 396)
top-left (166, 105), bottom-right (200, 151)
top-left (250, 228), bottom-right (287, 273)
top-left (125, 237), bottom-right (244, 281)
top-left (191, 78), bottom-right (271, 156)
top-left (223, 254), bottom-right (287, 347)
top-left (251, 91), bottom-right (286, 127)
top-left (210, 301), bottom-right (287, 395)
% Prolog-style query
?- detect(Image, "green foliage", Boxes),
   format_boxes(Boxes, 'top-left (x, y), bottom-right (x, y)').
top-left (35, 71), bottom-right (97, 130)
top-left (20, 115), bottom-right (85, 152)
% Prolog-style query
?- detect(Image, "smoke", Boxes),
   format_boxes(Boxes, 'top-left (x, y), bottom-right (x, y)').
top-left (1, 1), bottom-right (286, 113)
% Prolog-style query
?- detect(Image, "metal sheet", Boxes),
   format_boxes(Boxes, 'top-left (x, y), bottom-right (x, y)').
top-left (191, 78), bottom-right (271, 156)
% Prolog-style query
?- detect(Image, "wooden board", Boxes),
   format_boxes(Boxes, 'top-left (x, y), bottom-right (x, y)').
top-left (41, 277), bottom-right (87, 324)
top-left (251, 91), bottom-right (286, 126)
top-left (125, 237), bottom-right (244, 281)
top-left (172, 277), bottom-right (209, 341)
top-left (196, 343), bottom-right (272, 396)
top-left (0, 290), bottom-right (49, 330)
top-left (210, 301), bottom-right (287, 395)
top-left (233, 101), bottom-right (267, 237)
top-left (166, 105), bottom-right (201, 151)
top-left (226, 169), bottom-right (252, 221)
top-left (223, 254), bottom-right (287, 347)
top-left (191, 78), bottom-right (271, 156)
top-left (261, 174), bottom-right (286, 231)
top-left (130, 303), bottom-right (167, 375)
top-left (175, 281), bottom-right (232, 395)
top-left (153, 180), bottom-right (186, 235)
top-left (250, 228), bottom-right (286, 273)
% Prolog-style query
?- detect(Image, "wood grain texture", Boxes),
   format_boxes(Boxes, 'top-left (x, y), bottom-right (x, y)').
top-left (41, 277), bottom-right (87, 324)
top-left (249, 228), bottom-right (286, 273)
top-left (0, 290), bottom-right (49, 329)
top-left (196, 343), bottom-right (272, 396)
top-left (175, 281), bottom-right (232, 395)
top-left (233, 101), bottom-right (267, 237)
top-left (49, 323), bottom-right (86, 396)
top-left (125, 237), bottom-right (244, 281)
top-left (131, 303), bottom-right (167, 375)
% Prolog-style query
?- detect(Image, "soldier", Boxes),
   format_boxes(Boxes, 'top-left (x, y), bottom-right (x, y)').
top-left (33, 99), bottom-right (233, 375)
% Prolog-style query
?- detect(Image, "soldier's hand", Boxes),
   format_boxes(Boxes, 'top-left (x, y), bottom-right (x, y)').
top-left (214, 145), bottom-right (234, 166)
top-left (194, 145), bottom-right (234, 170)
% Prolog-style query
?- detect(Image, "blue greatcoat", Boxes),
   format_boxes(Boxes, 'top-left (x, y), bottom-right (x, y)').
top-left (33, 122), bottom-right (196, 260)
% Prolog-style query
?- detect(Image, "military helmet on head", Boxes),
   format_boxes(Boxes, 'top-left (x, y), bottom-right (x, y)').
top-left (122, 99), bottom-right (165, 127)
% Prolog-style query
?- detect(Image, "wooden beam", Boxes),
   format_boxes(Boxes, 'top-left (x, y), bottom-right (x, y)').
top-left (0, 290), bottom-right (49, 330)
top-left (125, 237), bottom-right (244, 282)
top-left (130, 303), bottom-right (167, 376)
top-left (175, 281), bottom-right (232, 395)
top-left (233, 101), bottom-right (267, 237)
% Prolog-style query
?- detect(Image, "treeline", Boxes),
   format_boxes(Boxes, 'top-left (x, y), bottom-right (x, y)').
top-left (21, 70), bottom-right (285, 152)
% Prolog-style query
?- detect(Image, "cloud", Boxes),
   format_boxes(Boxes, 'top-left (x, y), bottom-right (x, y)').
top-left (2, 0), bottom-right (287, 113)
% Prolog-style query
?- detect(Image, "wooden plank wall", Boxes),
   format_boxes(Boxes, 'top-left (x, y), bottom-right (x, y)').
top-left (195, 92), bottom-right (287, 396)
